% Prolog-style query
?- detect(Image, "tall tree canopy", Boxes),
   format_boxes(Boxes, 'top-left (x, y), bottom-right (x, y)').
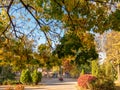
top-left (105, 31), bottom-right (120, 64)
top-left (0, 36), bottom-right (39, 71)
top-left (1, 0), bottom-right (120, 73)
top-left (53, 31), bottom-right (98, 67)
top-left (105, 30), bottom-right (120, 82)
top-left (0, 0), bottom-right (120, 47)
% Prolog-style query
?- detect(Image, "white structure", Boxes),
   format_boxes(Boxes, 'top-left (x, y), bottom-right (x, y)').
top-left (95, 32), bottom-right (107, 64)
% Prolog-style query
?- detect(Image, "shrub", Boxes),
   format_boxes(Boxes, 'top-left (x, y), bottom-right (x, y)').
top-left (80, 69), bottom-right (84, 76)
top-left (1, 66), bottom-right (16, 81)
top-left (3, 80), bottom-right (13, 85)
top-left (2, 80), bottom-right (19, 85)
top-left (5, 86), bottom-right (14, 90)
top-left (20, 69), bottom-right (32, 85)
top-left (31, 70), bottom-right (42, 85)
top-left (77, 74), bottom-right (96, 89)
top-left (91, 60), bottom-right (98, 76)
top-left (38, 72), bottom-right (42, 82)
top-left (88, 63), bottom-right (116, 90)
top-left (89, 77), bottom-right (115, 90)
top-left (90, 64), bottom-right (115, 90)
top-left (15, 85), bottom-right (24, 90)
top-left (77, 74), bottom-right (115, 90)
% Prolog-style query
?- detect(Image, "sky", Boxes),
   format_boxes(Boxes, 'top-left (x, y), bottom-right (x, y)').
top-left (9, 3), bottom-right (65, 50)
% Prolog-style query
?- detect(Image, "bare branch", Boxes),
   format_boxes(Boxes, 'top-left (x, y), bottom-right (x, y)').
top-left (20, 0), bottom-right (42, 28)
top-left (7, 0), bottom-right (19, 37)
top-left (0, 5), bottom-right (8, 8)
top-left (20, 0), bottom-right (53, 49)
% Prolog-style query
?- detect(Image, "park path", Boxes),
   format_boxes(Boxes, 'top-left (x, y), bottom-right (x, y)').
top-left (0, 78), bottom-right (77, 90)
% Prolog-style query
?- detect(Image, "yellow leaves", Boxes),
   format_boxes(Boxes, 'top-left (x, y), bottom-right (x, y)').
top-left (43, 14), bottom-right (51, 19)
top-left (0, 9), bottom-right (9, 34)
top-left (62, 14), bottom-right (68, 22)
top-left (79, 0), bottom-right (86, 4)
top-left (36, 7), bottom-right (44, 13)
top-left (0, 48), bottom-right (3, 54)
top-left (117, 3), bottom-right (120, 9)
top-left (0, 9), bottom-right (9, 22)
top-left (64, 0), bottom-right (79, 12)
top-left (65, 0), bottom-right (74, 11)
top-left (0, 48), bottom-right (4, 60)
top-left (76, 31), bottom-right (95, 49)
top-left (0, 55), bottom-right (4, 60)
top-left (52, 66), bottom-right (59, 72)
top-left (41, 25), bottom-right (50, 32)
top-left (64, 0), bottom-right (86, 11)
top-left (105, 31), bottom-right (120, 63)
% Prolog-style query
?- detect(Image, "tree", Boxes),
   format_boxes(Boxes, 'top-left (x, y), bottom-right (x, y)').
top-left (1, 0), bottom-right (120, 79)
top-left (0, 36), bottom-right (39, 71)
top-left (53, 31), bottom-right (98, 73)
top-left (0, 0), bottom-right (120, 48)
top-left (37, 43), bottom-right (59, 69)
top-left (53, 32), bottom-right (82, 58)
top-left (105, 31), bottom-right (120, 82)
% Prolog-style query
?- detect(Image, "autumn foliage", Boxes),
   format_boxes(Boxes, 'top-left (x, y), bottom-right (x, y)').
top-left (77, 74), bottom-right (96, 89)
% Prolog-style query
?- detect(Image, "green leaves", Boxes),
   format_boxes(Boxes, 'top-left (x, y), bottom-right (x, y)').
top-left (20, 69), bottom-right (32, 85)
top-left (109, 9), bottom-right (120, 31)
top-left (54, 32), bottom-right (82, 58)
top-left (54, 31), bottom-right (98, 68)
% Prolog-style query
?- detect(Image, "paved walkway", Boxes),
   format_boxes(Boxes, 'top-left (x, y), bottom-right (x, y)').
top-left (0, 78), bottom-right (77, 90)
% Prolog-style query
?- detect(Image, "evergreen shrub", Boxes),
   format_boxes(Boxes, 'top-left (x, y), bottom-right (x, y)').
top-left (20, 69), bottom-right (32, 85)
top-left (31, 70), bottom-right (42, 85)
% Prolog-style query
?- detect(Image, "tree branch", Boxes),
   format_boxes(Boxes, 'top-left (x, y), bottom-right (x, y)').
top-left (0, 23), bottom-right (10, 37)
top-left (6, 0), bottom-right (19, 38)
top-left (0, 5), bottom-right (8, 8)
top-left (20, 0), bottom-right (53, 49)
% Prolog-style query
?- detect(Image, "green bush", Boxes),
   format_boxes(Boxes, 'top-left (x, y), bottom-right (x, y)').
top-left (91, 60), bottom-right (98, 76)
top-left (80, 69), bottom-right (84, 76)
top-left (1, 66), bottom-right (16, 81)
top-left (2, 80), bottom-right (20, 85)
top-left (89, 77), bottom-right (115, 90)
top-left (38, 72), bottom-right (42, 82)
top-left (31, 70), bottom-right (42, 85)
top-left (89, 63), bottom-right (116, 90)
top-left (20, 69), bottom-right (32, 85)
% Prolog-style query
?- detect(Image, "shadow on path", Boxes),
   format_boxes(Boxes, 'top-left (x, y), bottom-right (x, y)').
top-left (41, 78), bottom-right (77, 85)
top-left (0, 78), bottom-right (77, 90)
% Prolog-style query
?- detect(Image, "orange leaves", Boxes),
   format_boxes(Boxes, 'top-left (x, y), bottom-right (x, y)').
top-left (62, 59), bottom-right (73, 72)
top-left (78, 74), bottom-right (96, 89)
